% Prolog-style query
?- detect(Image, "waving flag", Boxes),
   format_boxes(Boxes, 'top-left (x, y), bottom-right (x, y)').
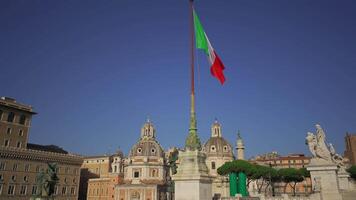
top-left (193, 10), bottom-right (226, 85)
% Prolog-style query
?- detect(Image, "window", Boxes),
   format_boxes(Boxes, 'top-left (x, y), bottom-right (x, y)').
top-left (62, 186), bottom-right (67, 195)
top-left (19, 115), bottom-right (26, 125)
top-left (65, 167), bottom-right (69, 174)
top-left (0, 162), bottom-right (5, 170)
top-left (17, 141), bottom-right (21, 148)
top-left (70, 187), bottom-right (75, 195)
top-left (6, 127), bottom-right (11, 134)
top-left (19, 130), bottom-right (23, 136)
top-left (0, 174), bottom-right (3, 180)
top-left (31, 185), bottom-right (37, 195)
top-left (4, 140), bottom-right (9, 147)
top-left (151, 148), bottom-right (156, 153)
top-left (0, 110), bottom-right (3, 120)
top-left (211, 161), bottom-right (216, 169)
top-left (210, 145), bottom-right (216, 152)
top-left (137, 148), bottom-right (142, 153)
top-left (20, 185), bottom-right (26, 195)
top-left (223, 146), bottom-right (228, 152)
top-left (7, 185), bottom-right (15, 195)
top-left (11, 175), bottom-right (16, 181)
top-left (0, 184), bottom-right (2, 195)
top-left (36, 165), bottom-right (40, 172)
top-left (13, 164), bottom-right (18, 171)
top-left (114, 166), bottom-right (117, 172)
top-left (23, 176), bottom-right (28, 182)
top-left (7, 112), bottom-right (15, 123)
top-left (134, 171), bottom-right (140, 178)
top-left (25, 164), bottom-right (30, 172)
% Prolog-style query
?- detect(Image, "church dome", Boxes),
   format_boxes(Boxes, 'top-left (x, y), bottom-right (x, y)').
top-left (203, 120), bottom-right (234, 158)
top-left (129, 120), bottom-right (164, 158)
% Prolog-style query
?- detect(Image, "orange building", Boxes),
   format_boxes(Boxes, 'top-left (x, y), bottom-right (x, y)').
top-left (252, 153), bottom-right (312, 195)
top-left (87, 174), bottom-right (123, 200)
top-left (79, 151), bottom-right (124, 200)
top-left (344, 133), bottom-right (356, 165)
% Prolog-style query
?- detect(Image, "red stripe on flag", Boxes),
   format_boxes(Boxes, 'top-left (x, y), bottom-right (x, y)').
top-left (210, 51), bottom-right (226, 85)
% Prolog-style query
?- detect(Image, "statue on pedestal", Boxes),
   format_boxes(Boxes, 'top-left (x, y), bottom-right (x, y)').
top-left (306, 124), bottom-right (348, 169)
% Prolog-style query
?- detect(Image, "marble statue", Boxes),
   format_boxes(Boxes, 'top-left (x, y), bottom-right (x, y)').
top-left (306, 124), bottom-right (348, 169)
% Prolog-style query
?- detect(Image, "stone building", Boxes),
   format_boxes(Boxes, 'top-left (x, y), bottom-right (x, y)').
top-left (203, 120), bottom-right (234, 199)
top-left (344, 133), bottom-right (356, 165)
top-left (0, 97), bottom-right (83, 200)
top-left (115, 120), bottom-right (168, 200)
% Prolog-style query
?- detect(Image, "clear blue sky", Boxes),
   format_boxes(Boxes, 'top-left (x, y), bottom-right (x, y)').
top-left (1, 0), bottom-right (356, 158)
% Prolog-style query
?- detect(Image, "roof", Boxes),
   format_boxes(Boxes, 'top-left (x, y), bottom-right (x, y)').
top-left (0, 97), bottom-right (36, 114)
top-left (203, 137), bottom-right (234, 158)
top-left (27, 143), bottom-right (68, 154)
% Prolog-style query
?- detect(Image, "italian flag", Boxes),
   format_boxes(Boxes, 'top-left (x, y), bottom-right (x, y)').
top-left (193, 10), bottom-right (226, 85)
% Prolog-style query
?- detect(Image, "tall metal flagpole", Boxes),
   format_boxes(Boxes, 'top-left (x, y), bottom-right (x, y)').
top-left (185, 0), bottom-right (201, 151)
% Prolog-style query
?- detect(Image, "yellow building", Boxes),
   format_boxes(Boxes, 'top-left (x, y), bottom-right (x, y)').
top-left (0, 97), bottom-right (83, 200)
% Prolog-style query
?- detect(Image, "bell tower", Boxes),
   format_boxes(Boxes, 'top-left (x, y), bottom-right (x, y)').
top-left (211, 119), bottom-right (222, 138)
top-left (236, 130), bottom-right (245, 160)
top-left (140, 118), bottom-right (155, 139)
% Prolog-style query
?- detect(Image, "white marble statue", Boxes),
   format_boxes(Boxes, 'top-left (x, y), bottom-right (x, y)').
top-left (306, 124), bottom-right (348, 169)
top-left (305, 124), bottom-right (332, 162)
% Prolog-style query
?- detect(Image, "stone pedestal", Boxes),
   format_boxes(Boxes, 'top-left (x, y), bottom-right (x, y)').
top-left (172, 149), bottom-right (213, 200)
top-left (307, 159), bottom-right (342, 200)
top-left (338, 169), bottom-right (351, 191)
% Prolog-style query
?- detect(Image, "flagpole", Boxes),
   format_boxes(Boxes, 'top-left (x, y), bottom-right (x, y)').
top-left (190, 0), bottom-right (195, 95)
top-left (189, 0), bottom-right (196, 130)
top-left (185, 0), bottom-right (201, 150)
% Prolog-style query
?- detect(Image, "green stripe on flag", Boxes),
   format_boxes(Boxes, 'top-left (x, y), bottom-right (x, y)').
top-left (193, 10), bottom-right (209, 55)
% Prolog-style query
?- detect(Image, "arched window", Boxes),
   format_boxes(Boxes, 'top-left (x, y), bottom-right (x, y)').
top-left (7, 112), bottom-right (15, 123)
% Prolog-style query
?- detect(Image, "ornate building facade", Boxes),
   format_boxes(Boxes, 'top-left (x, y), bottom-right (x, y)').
top-left (115, 120), bottom-right (168, 200)
top-left (203, 120), bottom-right (234, 199)
top-left (0, 97), bottom-right (83, 200)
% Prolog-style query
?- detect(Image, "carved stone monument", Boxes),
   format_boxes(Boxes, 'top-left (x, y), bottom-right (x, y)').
top-left (306, 124), bottom-right (343, 200)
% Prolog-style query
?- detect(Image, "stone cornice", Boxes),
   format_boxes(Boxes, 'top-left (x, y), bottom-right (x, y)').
top-left (0, 146), bottom-right (83, 165)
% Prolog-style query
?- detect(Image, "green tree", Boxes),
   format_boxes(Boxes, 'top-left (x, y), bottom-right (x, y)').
top-left (299, 168), bottom-right (310, 178)
top-left (279, 168), bottom-right (304, 196)
top-left (346, 165), bottom-right (356, 180)
top-left (263, 167), bottom-right (281, 196)
top-left (217, 160), bottom-right (253, 175)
